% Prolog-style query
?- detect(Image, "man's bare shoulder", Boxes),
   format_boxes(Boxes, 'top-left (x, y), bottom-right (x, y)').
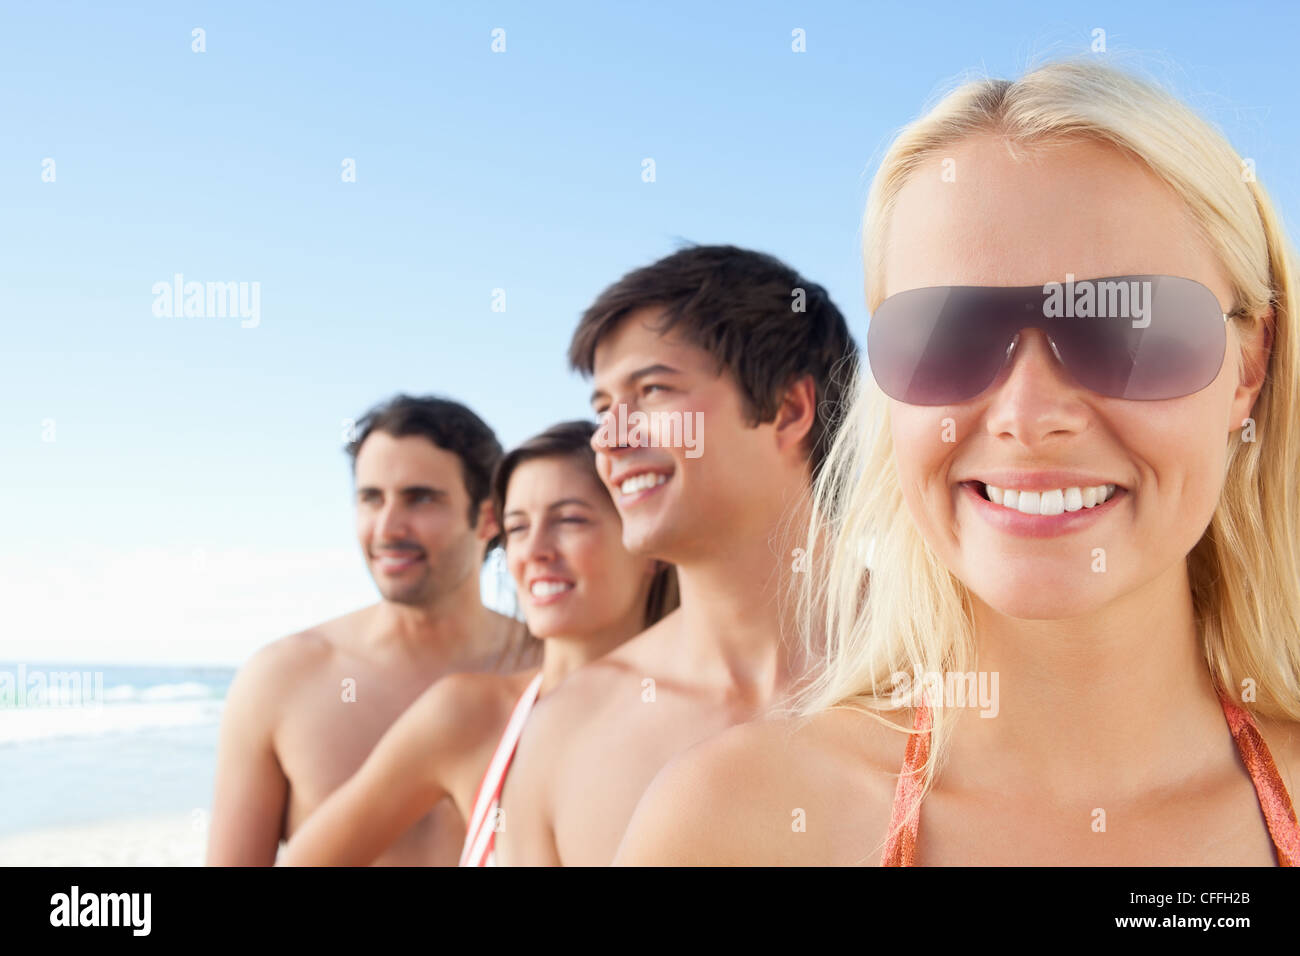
top-left (240, 620), bottom-right (346, 680)
top-left (504, 620), bottom-right (673, 780)
top-left (657, 705), bottom-right (909, 818)
top-left (288, 605), bottom-right (379, 654)
top-left (524, 613), bottom-right (679, 728)
top-left (224, 608), bottom-right (377, 720)
top-left (602, 609), bottom-right (680, 668)
top-left (615, 705), bottom-right (910, 865)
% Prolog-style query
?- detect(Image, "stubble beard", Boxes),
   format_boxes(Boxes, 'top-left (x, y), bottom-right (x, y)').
top-left (374, 533), bottom-right (480, 609)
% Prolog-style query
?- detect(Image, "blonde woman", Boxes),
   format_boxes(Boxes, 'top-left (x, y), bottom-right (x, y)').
top-left (616, 58), bottom-right (1300, 865)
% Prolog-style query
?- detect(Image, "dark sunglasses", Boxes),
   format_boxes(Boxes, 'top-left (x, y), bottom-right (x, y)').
top-left (867, 274), bottom-right (1237, 405)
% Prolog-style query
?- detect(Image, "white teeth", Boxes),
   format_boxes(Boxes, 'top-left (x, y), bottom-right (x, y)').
top-left (981, 483), bottom-right (1117, 514)
top-left (530, 580), bottom-right (573, 598)
top-left (1039, 489), bottom-right (1065, 516)
top-left (619, 473), bottom-right (668, 495)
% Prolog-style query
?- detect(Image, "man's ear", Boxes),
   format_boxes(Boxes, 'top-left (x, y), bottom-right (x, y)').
top-left (475, 499), bottom-right (501, 543)
top-left (773, 374), bottom-right (817, 456)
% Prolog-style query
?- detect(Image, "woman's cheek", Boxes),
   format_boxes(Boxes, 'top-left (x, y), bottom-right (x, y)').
top-left (891, 405), bottom-right (946, 474)
top-left (562, 529), bottom-right (604, 590)
top-left (889, 405), bottom-right (961, 536)
top-left (505, 545), bottom-right (527, 590)
top-left (1131, 394), bottom-right (1225, 505)
top-left (1169, 429), bottom-right (1227, 535)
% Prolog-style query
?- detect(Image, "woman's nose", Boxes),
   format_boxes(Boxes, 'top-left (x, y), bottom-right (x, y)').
top-left (523, 529), bottom-right (558, 563)
top-left (981, 329), bottom-right (1089, 443)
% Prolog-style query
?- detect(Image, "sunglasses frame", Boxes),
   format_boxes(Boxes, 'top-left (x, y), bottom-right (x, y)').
top-left (866, 275), bottom-right (1243, 406)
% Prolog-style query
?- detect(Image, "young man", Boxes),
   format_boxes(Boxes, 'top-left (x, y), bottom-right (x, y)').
top-left (207, 395), bottom-right (528, 866)
top-left (499, 244), bottom-right (858, 865)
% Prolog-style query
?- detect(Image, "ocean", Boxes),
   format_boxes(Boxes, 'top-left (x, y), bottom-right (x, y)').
top-left (0, 662), bottom-right (235, 837)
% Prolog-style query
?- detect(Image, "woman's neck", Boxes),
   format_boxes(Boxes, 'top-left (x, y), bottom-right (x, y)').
top-left (944, 559), bottom-right (1228, 798)
top-left (536, 621), bottom-right (639, 695)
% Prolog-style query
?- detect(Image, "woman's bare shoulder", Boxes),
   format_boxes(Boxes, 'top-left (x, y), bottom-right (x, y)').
top-left (388, 669), bottom-right (536, 771)
top-left (615, 705), bottom-right (911, 866)
top-left (398, 670), bottom-right (537, 805)
top-left (421, 669), bottom-right (535, 731)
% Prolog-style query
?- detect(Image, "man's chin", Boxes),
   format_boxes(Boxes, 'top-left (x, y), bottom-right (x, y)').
top-left (372, 579), bottom-right (431, 606)
top-left (622, 518), bottom-right (679, 562)
top-left (382, 592), bottom-right (427, 607)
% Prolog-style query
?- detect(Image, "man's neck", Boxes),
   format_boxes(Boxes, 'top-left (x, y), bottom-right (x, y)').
top-left (668, 493), bottom-right (810, 702)
top-left (364, 574), bottom-right (505, 669)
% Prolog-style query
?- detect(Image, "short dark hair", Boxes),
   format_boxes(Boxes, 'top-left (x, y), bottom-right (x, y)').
top-left (567, 244), bottom-right (858, 477)
top-left (345, 394), bottom-right (503, 527)
top-left (491, 420), bottom-right (679, 629)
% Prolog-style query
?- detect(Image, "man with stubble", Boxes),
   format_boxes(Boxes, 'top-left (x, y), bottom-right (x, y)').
top-left (207, 395), bottom-right (528, 865)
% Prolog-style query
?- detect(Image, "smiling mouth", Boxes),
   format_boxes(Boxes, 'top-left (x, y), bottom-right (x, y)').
top-left (374, 552), bottom-right (424, 572)
top-left (615, 470), bottom-right (670, 499)
top-left (967, 481), bottom-right (1122, 516)
top-left (529, 580), bottom-right (574, 599)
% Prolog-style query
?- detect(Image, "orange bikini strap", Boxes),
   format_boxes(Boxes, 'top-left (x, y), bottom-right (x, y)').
top-left (879, 703), bottom-right (932, 867)
top-left (879, 692), bottom-right (1300, 867)
top-left (1219, 692), bottom-right (1300, 867)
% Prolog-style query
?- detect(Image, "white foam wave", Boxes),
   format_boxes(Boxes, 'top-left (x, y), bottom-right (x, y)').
top-left (0, 698), bottom-right (224, 746)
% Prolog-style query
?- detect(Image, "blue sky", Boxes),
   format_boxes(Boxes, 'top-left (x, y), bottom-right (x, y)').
top-left (3, 0), bottom-right (1297, 664)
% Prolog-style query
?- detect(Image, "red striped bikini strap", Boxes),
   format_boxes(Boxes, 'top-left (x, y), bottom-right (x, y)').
top-left (459, 672), bottom-right (544, 866)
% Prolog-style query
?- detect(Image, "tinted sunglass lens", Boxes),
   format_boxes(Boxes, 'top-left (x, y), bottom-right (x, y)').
top-left (1049, 275), bottom-right (1226, 400)
top-left (868, 286), bottom-right (1012, 405)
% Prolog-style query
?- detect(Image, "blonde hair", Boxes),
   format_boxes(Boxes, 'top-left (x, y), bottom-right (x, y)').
top-left (795, 57), bottom-right (1300, 845)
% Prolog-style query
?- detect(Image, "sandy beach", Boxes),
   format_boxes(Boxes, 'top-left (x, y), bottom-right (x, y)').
top-left (0, 812), bottom-right (210, 867)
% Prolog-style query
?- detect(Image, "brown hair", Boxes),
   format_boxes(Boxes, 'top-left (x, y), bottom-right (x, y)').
top-left (491, 420), bottom-right (679, 628)
top-left (345, 393), bottom-right (502, 527)
top-left (567, 244), bottom-right (859, 478)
